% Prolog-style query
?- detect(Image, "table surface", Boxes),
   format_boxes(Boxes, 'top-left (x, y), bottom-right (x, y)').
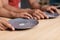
top-left (0, 10), bottom-right (60, 40)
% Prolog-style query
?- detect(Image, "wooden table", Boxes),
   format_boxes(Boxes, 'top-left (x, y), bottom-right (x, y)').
top-left (0, 10), bottom-right (60, 40)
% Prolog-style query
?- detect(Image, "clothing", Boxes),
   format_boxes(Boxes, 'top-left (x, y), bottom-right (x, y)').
top-left (50, 0), bottom-right (60, 5)
top-left (9, 0), bottom-right (20, 8)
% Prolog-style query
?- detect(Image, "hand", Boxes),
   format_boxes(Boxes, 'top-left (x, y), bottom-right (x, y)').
top-left (0, 17), bottom-right (15, 31)
top-left (15, 12), bottom-right (33, 19)
top-left (42, 6), bottom-right (59, 14)
top-left (31, 9), bottom-right (49, 20)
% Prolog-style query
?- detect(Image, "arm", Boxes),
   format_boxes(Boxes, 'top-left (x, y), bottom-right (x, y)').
top-left (3, 5), bottom-right (33, 13)
top-left (28, 0), bottom-right (41, 9)
top-left (2, 0), bottom-right (32, 13)
top-left (0, 0), bottom-right (17, 18)
top-left (0, 8), bottom-right (17, 18)
top-left (0, 7), bottom-right (33, 19)
top-left (0, 0), bottom-right (33, 19)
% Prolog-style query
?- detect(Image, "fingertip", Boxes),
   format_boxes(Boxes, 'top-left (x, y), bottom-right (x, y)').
top-left (46, 16), bottom-right (49, 19)
top-left (40, 15), bottom-right (45, 19)
top-left (42, 17), bottom-right (44, 19)
top-left (50, 10), bottom-right (54, 14)
top-left (34, 17), bottom-right (38, 20)
top-left (45, 15), bottom-right (49, 19)
top-left (11, 27), bottom-right (15, 31)
top-left (42, 13), bottom-right (49, 19)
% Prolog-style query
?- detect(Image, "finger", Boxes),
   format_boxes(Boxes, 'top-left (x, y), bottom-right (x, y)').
top-left (46, 9), bottom-right (54, 13)
top-left (1, 20), bottom-right (15, 31)
top-left (35, 12), bottom-right (44, 19)
top-left (25, 14), bottom-right (33, 19)
top-left (37, 11), bottom-right (45, 19)
top-left (39, 13), bottom-right (45, 19)
top-left (50, 6), bottom-right (60, 14)
top-left (0, 26), bottom-right (5, 31)
top-left (40, 11), bottom-right (49, 19)
top-left (51, 8), bottom-right (60, 14)
top-left (33, 13), bottom-right (41, 20)
top-left (38, 10), bottom-right (49, 19)
top-left (33, 17), bottom-right (38, 20)
top-left (0, 23), bottom-right (7, 29)
top-left (35, 13), bottom-right (41, 20)
top-left (24, 13), bottom-right (33, 19)
top-left (49, 9), bottom-right (55, 13)
top-left (56, 9), bottom-right (60, 14)
top-left (34, 10), bottom-right (44, 19)
top-left (21, 16), bottom-right (31, 19)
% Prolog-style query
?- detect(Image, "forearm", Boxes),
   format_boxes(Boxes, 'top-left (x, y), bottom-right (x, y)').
top-left (29, 0), bottom-right (41, 9)
top-left (3, 4), bottom-right (33, 13)
top-left (30, 2), bottom-right (41, 9)
top-left (2, 0), bottom-right (33, 13)
top-left (0, 7), bottom-right (32, 18)
top-left (0, 8), bottom-right (17, 18)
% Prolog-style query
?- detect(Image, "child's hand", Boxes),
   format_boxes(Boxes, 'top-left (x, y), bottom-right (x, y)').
top-left (31, 9), bottom-right (49, 20)
top-left (16, 12), bottom-right (33, 19)
top-left (0, 17), bottom-right (15, 31)
top-left (41, 6), bottom-right (59, 14)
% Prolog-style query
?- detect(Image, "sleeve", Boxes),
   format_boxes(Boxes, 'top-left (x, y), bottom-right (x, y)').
top-left (9, 0), bottom-right (20, 8)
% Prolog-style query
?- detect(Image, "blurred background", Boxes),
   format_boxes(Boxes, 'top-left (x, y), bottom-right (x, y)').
top-left (21, 0), bottom-right (60, 8)
top-left (39, 0), bottom-right (60, 5)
